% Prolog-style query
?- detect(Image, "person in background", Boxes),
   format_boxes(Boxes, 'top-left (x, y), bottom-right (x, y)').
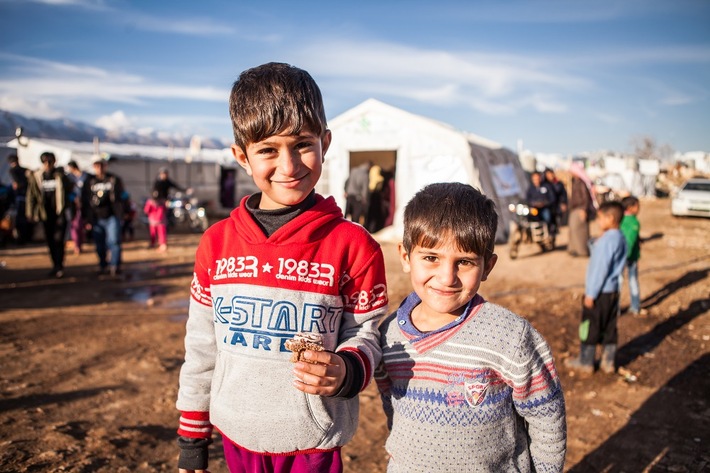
top-left (567, 162), bottom-right (597, 257)
top-left (545, 167), bottom-right (568, 231)
top-left (525, 171), bottom-right (554, 232)
top-left (620, 196), bottom-right (647, 316)
top-left (144, 192), bottom-right (168, 252)
top-left (365, 164), bottom-right (387, 233)
top-left (25, 152), bottom-right (72, 278)
top-left (82, 159), bottom-right (125, 277)
top-left (376, 182), bottom-right (566, 472)
top-left (344, 161), bottom-right (370, 225)
top-left (66, 160), bottom-right (89, 254)
top-left (152, 167), bottom-right (187, 200)
top-left (153, 167), bottom-right (189, 234)
top-left (121, 192), bottom-right (137, 242)
top-left (0, 178), bottom-right (13, 247)
top-left (7, 154), bottom-right (30, 244)
top-left (176, 62), bottom-right (388, 473)
top-left (565, 201), bottom-right (626, 375)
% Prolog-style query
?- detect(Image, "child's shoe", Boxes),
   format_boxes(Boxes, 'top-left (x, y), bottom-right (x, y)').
top-left (564, 344), bottom-right (595, 375)
top-left (600, 344), bottom-right (617, 374)
top-left (158, 244), bottom-right (168, 252)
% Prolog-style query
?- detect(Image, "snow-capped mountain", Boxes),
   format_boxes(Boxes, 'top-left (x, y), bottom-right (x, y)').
top-left (0, 110), bottom-right (229, 149)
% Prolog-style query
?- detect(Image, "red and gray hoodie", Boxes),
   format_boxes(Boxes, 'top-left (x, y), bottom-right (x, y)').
top-left (176, 194), bottom-right (388, 454)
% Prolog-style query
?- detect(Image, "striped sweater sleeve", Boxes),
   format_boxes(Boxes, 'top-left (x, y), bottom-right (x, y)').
top-left (176, 242), bottom-right (216, 440)
top-left (510, 322), bottom-right (567, 472)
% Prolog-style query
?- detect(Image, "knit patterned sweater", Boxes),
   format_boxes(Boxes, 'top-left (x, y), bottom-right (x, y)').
top-left (375, 293), bottom-right (566, 473)
top-left (176, 194), bottom-right (388, 454)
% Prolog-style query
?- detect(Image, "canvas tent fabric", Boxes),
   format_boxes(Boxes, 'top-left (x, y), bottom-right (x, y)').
top-left (319, 99), bottom-right (528, 243)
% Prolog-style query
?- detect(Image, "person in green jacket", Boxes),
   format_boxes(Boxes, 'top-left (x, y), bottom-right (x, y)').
top-left (620, 196), bottom-right (646, 315)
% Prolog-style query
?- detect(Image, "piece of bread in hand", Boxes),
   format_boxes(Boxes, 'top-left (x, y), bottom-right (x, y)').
top-left (284, 332), bottom-right (325, 363)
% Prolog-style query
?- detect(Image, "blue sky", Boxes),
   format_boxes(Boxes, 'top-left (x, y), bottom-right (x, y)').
top-left (1, 0), bottom-right (709, 155)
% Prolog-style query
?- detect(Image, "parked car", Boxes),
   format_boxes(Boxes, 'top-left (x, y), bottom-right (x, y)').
top-left (671, 178), bottom-right (710, 218)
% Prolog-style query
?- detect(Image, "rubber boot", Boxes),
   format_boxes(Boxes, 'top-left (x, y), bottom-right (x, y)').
top-left (564, 344), bottom-right (595, 374)
top-left (600, 344), bottom-right (617, 374)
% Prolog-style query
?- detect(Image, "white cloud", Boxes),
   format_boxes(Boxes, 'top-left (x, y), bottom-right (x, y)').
top-left (0, 54), bottom-right (227, 107)
top-left (300, 40), bottom-right (588, 115)
top-left (129, 14), bottom-right (235, 36)
top-left (594, 112), bottom-right (623, 125)
top-left (0, 95), bottom-right (64, 119)
top-left (22, 0), bottom-right (108, 8)
top-left (96, 110), bottom-right (132, 130)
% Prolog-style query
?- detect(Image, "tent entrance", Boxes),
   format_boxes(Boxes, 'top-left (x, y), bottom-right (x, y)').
top-left (348, 150), bottom-right (397, 233)
top-left (348, 150), bottom-right (396, 172)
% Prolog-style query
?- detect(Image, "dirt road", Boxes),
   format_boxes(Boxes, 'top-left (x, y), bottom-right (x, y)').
top-left (0, 197), bottom-right (708, 472)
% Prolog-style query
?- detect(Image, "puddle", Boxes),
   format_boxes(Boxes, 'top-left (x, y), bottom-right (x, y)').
top-left (119, 285), bottom-right (165, 305)
top-left (163, 298), bottom-right (189, 310)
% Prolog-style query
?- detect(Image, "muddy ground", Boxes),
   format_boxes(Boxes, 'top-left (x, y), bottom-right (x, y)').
top-left (0, 197), bottom-right (708, 473)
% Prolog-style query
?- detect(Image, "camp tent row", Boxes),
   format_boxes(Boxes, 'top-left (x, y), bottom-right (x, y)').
top-left (320, 99), bottom-right (529, 242)
top-left (4, 99), bottom-right (529, 241)
top-left (5, 137), bottom-right (256, 216)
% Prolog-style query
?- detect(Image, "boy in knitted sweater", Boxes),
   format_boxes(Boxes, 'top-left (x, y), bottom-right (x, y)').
top-left (176, 63), bottom-right (388, 473)
top-left (375, 182), bottom-right (566, 473)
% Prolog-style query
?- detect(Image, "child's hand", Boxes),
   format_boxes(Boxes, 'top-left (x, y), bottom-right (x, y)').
top-left (583, 295), bottom-right (595, 309)
top-left (292, 351), bottom-right (346, 396)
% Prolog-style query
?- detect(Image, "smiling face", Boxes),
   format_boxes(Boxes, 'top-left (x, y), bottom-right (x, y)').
top-left (399, 235), bottom-right (497, 327)
top-left (232, 128), bottom-right (331, 210)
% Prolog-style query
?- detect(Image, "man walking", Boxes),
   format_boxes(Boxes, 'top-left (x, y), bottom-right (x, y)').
top-left (83, 159), bottom-right (125, 277)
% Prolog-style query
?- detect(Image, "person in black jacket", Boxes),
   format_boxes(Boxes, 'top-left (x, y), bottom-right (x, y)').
top-left (152, 167), bottom-right (186, 200)
top-left (525, 171), bottom-right (554, 231)
top-left (25, 152), bottom-right (72, 277)
top-left (82, 159), bottom-right (125, 277)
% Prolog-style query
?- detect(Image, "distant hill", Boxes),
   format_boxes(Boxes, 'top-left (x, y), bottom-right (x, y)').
top-left (0, 110), bottom-right (229, 149)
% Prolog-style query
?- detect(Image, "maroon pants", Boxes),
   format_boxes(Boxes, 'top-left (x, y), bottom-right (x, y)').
top-left (223, 440), bottom-right (342, 473)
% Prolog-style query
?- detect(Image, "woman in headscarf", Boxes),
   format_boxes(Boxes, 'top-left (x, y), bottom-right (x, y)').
top-left (567, 161), bottom-right (597, 257)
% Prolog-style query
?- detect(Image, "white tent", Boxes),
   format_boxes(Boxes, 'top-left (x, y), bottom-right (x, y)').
top-left (319, 99), bottom-right (528, 243)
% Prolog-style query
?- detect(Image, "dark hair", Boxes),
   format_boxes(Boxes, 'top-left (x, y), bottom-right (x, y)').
top-left (402, 182), bottom-right (497, 262)
top-left (7, 154), bottom-right (18, 164)
top-left (621, 195), bottom-right (639, 210)
top-left (228, 62), bottom-right (327, 152)
top-left (598, 200), bottom-right (624, 224)
top-left (40, 152), bottom-right (56, 164)
top-left (67, 160), bottom-right (78, 170)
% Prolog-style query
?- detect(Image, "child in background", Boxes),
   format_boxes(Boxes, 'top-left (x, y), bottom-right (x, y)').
top-left (143, 193), bottom-right (167, 252)
top-left (620, 196), bottom-right (646, 315)
top-left (121, 193), bottom-right (136, 243)
top-left (376, 182), bottom-right (566, 473)
top-left (565, 201), bottom-right (627, 374)
top-left (176, 62), bottom-right (388, 473)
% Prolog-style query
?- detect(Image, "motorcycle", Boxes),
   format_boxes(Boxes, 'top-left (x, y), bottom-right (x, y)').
top-left (167, 191), bottom-right (209, 232)
top-left (507, 202), bottom-right (555, 260)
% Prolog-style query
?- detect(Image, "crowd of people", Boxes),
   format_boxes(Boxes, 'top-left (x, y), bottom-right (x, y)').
top-left (1, 154), bottom-right (189, 278)
top-left (518, 163), bottom-right (647, 377)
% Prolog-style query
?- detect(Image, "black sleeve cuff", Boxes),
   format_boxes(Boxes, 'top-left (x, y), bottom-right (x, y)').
top-left (332, 351), bottom-right (365, 399)
top-left (177, 435), bottom-right (212, 470)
